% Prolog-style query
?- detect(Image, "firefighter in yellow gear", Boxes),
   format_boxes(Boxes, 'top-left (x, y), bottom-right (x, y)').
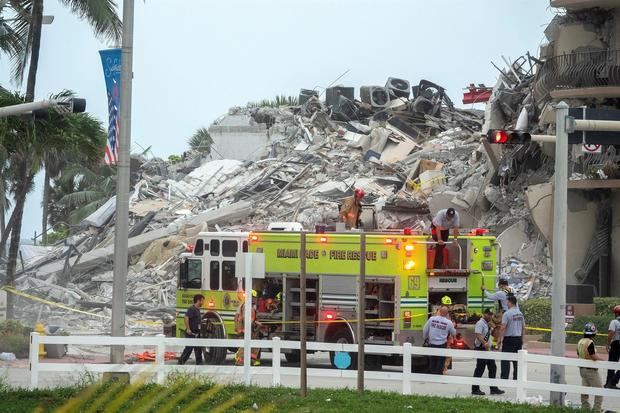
top-left (234, 289), bottom-right (263, 366)
top-left (339, 188), bottom-right (364, 229)
top-left (577, 322), bottom-right (603, 412)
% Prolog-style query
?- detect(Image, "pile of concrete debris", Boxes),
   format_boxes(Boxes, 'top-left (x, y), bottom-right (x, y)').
top-left (6, 77), bottom-right (554, 334)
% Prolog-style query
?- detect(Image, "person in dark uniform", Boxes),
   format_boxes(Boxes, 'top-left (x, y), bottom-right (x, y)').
top-left (178, 294), bottom-right (205, 365)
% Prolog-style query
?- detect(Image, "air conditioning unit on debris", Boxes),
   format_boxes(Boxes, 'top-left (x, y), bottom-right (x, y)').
top-left (385, 77), bottom-right (410, 98)
top-left (325, 86), bottom-right (355, 107)
top-left (299, 89), bottom-right (319, 105)
top-left (360, 86), bottom-right (390, 108)
top-left (331, 95), bottom-right (358, 121)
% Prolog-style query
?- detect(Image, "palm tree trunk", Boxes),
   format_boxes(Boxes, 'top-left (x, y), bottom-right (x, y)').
top-left (5, 171), bottom-right (31, 320)
top-left (25, 0), bottom-right (43, 102)
top-left (0, 209), bottom-right (16, 259)
top-left (41, 165), bottom-right (50, 245)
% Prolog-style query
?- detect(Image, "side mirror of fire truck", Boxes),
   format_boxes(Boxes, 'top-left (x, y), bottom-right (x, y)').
top-left (179, 258), bottom-right (188, 288)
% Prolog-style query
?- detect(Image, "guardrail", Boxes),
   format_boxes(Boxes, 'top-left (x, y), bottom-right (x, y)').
top-left (29, 333), bottom-right (620, 405)
top-left (535, 49), bottom-right (620, 97)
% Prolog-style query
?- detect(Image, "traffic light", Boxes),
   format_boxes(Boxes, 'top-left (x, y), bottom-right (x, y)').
top-left (486, 129), bottom-right (531, 145)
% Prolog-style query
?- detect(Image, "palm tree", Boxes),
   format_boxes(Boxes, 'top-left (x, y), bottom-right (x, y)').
top-left (0, 88), bottom-right (106, 318)
top-left (40, 91), bottom-right (105, 244)
top-left (0, 2), bottom-right (120, 318)
top-left (52, 163), bottom-right (116, 225)
top-left (188, 127), bottom-right (214, 156)
top-left (6, 0), bottom-right (122, 100)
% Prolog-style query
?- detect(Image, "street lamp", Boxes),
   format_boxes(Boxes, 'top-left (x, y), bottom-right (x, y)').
top-left (0, 97), bottom-right (86, 118)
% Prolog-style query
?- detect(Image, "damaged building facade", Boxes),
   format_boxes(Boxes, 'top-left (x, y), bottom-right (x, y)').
top-left (3, 0), bottom-right (620, 333)
top-left (483, 0), bottom-right (620, 298)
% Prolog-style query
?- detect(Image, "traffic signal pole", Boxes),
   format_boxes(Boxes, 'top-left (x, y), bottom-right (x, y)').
top-left (550, 102), bottom-right (569, 406)
top-left (547, 105), bottom-right (620, 406)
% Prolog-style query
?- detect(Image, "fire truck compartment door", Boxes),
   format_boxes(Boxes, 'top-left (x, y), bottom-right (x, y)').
top-left (427, 276), bottom-right (467, 292)
top-left (236, 252), bottom-right (266, 279)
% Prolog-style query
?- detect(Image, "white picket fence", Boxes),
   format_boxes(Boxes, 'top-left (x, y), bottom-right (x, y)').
top-left (29, 332), bottom-right (620, 405)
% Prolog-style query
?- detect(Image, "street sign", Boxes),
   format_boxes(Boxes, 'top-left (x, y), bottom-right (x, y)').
top-left (568, 108), bottom-right (620, 145)
top-left (565, 304), bottom-right (575, 324)
top-left (581, 143), bottom-right (602, 153)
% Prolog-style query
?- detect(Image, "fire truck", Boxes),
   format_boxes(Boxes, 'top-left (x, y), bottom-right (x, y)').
top-left (171, 224), bottom-right (500, 369)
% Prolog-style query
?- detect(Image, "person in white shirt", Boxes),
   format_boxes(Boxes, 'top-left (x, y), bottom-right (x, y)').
top-left (423, 306), bottom-right (456, 374)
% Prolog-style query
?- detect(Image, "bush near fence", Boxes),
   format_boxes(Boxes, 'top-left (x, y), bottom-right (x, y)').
top-left (521, 297), bottom-right (619, 344)
top-left (594, 296), bottom-right (620, 316)
top-left (0, 320), bottom-right (31, 358)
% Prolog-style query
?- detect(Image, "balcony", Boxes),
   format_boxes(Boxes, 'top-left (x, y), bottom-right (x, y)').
top-left (534, 49), bottom-right (620, 99)
top-left (551, 0), bottom-right (620, 10)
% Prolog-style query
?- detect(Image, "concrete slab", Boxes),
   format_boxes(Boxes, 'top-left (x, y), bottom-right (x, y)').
top-left (32, 202), bottom-right (253, 280)
top-left (525, 183), bottom-right (553, 244)
top-left (497, 221), bottom-right (529, 258)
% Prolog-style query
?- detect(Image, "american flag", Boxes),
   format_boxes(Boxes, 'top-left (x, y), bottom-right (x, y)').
top-left (104, 79), bottom-right (120, 165)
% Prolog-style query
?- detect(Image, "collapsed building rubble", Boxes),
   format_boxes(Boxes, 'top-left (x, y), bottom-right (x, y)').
top-left (2, 73), bottom-right (558, 334)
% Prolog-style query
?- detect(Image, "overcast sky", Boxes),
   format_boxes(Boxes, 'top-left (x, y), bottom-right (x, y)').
top-left (0, 0), bottom-right (555, 240)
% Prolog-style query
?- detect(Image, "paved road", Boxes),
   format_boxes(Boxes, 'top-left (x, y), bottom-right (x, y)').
top-left (2, 347), bottom-right (618, 411)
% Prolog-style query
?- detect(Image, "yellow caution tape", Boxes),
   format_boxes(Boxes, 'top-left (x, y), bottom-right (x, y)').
top-left (1, 286), bottom-right (161, 326)
top-left (1, 286), bottom-right (109, 320)
top-left (525, 326), bottom-right (607, 337)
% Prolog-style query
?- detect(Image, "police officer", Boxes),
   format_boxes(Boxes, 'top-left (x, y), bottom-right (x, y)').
top-left (605, 304), bottom-right (620, 389)
top-left (578, 322), bottom-right (604, 412)
top-left (498, 295), bottom-right (525, 380)
top-left (472, 309), bottom-right (504, 396)
top-left (178, 294), bottom-right (204, 365)
top-left (422, 305), bottom-right (456, 374)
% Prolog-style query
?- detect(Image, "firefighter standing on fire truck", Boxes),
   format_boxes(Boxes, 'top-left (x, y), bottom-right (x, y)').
top-left (431, 208), bottom-right (460, 269)
top-left (340, 188), bottom-right (364, 229)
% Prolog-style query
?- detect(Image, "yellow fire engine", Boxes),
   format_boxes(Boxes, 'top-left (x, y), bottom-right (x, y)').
top-left (172, 224), bottom-right (500, 369)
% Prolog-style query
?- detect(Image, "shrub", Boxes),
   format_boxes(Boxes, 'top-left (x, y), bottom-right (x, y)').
top-left (521, 298), bottom-right (551, 328)
top-left (0, 320), bottom-right (29, 336)
top-left (568, 315), bottom-right (610, 346)
top-left (594, 296), bottom-right (620, 316)
top-left (0, 334), bottom-right (30, 358)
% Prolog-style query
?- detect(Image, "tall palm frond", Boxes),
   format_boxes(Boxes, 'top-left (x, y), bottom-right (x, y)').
top-left (188, 127), bottom-right (214, 154)
top-left (58, 0), bottom-right (121, 43)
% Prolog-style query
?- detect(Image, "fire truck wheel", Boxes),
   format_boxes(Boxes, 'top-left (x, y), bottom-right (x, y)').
top-left (328, 329), bottom-right (357, 370)
top-left (201, 317), bottom-right (226, 365)
top-left (284, 350), bottom-right (301, 364)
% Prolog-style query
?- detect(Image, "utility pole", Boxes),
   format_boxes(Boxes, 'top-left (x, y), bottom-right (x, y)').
top-left (111, 0), bottom-right (134, 364)
top-left (357, 232), bottom-right (366, 393)
top-left (550, 101), bottom-right (568, 406)
top-left (300, 231), bottom-right (307, 396)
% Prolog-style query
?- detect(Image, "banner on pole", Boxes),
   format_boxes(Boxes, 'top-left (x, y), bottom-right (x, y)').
top-left (99, 49), bottom-right (121, 165)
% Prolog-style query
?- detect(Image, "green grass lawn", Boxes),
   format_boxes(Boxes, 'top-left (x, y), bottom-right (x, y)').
top-left (0, 378), bottom-right (582, 413)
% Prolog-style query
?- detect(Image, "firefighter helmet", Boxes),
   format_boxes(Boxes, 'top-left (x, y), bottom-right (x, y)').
top-left (354, 188), bottom-right (365, 199)
top-left (441, 295), bottom-right (452, 305)
top-left (583, 322), bottom-right (597, 336)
